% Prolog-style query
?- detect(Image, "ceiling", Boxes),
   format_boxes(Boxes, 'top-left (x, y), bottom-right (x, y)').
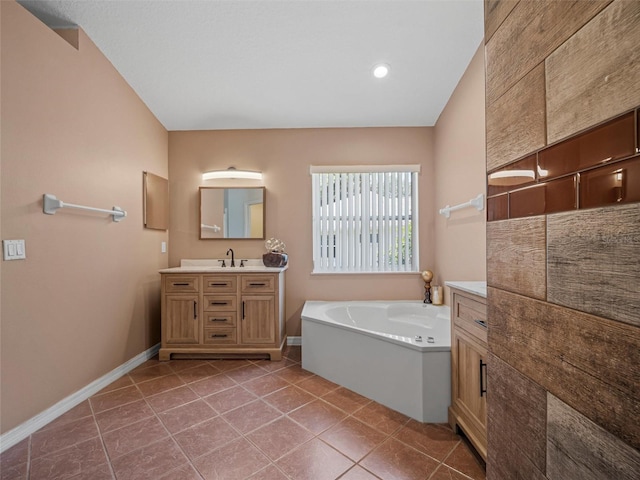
top-left (17, 0), bottom-right (484, 131)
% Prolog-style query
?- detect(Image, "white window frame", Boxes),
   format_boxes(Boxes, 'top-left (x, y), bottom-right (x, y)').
top-left (310, 165), bottom-right (420, 274)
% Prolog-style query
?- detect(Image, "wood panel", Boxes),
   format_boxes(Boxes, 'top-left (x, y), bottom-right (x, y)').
top-left (547, 393), bottom-right (640, 480)
top-left (484, 0), bottom-right (519, 44)
top-left (240, 296), bottom-right (275, 344)
top-left (164, 295), bottom-right (200, 345)
top-left (487, 64), bottom-right (546, 171)
top-left (547, 203), bottom-right (640, 327)
top-left (488, 287), bottom-right (640, 450)
top-left (487, 446), bottom-right (546, 480)
top-left (485, 0), bottom-right (611, 106)
top-left (451, 329), bottom-right (488, 459)
top-left (452, 290), bottom-right (488, 343)
top-left (487, 354), bottom-right (547, 474)
top-left (487, 217), bottom-right (546, 300)
top-left (546, 0), bottom-right (640, 143)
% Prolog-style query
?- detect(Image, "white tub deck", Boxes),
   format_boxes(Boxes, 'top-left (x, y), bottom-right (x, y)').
top-left (301, 301), bottom-right (451, 423)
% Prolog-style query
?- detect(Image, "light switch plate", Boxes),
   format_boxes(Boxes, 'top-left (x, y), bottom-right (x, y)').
top-left (3, 239), bottom-right (26, 260)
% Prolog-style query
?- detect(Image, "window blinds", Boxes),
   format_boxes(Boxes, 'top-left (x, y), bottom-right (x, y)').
top-left (311, 167), bottom-right (419, 273)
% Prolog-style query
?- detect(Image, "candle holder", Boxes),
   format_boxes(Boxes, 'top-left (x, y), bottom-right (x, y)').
top-left (421, 270), bottom-right (433, 304)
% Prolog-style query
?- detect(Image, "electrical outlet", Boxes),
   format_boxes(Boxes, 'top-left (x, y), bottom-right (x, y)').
top-left (3, 239), bottom-right (26, 260)
top-left (161, 241), bottom-right (167, 253)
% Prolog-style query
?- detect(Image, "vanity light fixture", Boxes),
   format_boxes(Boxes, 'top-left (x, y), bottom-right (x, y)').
top-left (372, 63), bottom-right (390, 79)
top-left (202, 167), bottom-right (263, 181)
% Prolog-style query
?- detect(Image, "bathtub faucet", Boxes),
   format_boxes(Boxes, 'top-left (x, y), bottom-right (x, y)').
top-left (226, 248), bottom-right (235, 267)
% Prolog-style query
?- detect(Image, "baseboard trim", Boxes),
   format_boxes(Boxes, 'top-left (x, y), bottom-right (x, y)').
top-left (0, 343), bottom-right (160, 453)
top-left (287, 336), bottom-right (301, 346)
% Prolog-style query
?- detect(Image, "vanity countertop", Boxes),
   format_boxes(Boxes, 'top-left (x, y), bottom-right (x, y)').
top-left (160, 259), bottom-right (288, 274)
top-left (445, 281), bottom-right (487, 298)
top-left (159, 265), bottom-right (287, 274)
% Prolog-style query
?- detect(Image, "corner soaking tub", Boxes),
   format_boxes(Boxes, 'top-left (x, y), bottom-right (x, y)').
top-left (301, 301), bottom-right (451, 422)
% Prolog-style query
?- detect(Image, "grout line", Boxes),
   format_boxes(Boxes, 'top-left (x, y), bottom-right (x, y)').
top-left (26, 435), bottom-right (32, 480)
top-left (90, 402), bottom-right (118, 480)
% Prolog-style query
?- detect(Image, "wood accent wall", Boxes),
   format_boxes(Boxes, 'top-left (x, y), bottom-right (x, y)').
top-left (487, 355), bottom-right (546, 478)
top-left (547, 394), bottom-right (640, 480)
top-left (545, 1), bottom-right (640, 144)
top-left (484, 1), bottom-right (640, 479)
top-left (547, 204), bottom-right (640, 327)
top-left (486, 64), bottom-right (546, 171)
top-left (485, 0), bottom-right (611, 109)
top-left (486, 216), bottom-right (546, 300)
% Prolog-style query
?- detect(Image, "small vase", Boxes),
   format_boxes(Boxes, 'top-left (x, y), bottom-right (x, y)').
top-left (262, 252), bottom-right (288, 267)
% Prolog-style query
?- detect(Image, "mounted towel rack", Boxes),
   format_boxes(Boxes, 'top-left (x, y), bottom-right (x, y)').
top-left (201, 223), bottom-right (221, 232)
top-left (439, 193), bottom-right (484, 218)
top-left (43, 194), bottom-right (127, 222)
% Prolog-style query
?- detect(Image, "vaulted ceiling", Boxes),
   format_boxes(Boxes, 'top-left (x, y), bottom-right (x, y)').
top-left (18, 0), bottom-right (484, 131)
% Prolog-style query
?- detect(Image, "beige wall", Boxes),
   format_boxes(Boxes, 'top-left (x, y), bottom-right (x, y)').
top-left (433, 44), bottom-right (486, 300)
top-left (1, 1), bottom-right (168, 433)
top-left (169, 128), bottom-right (435, 335)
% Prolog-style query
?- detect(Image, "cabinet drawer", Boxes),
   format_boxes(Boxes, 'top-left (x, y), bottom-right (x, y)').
top-left (165, 276), bottom-right (199, 293)
top-left (203, 276), bottom-right (237, 294)
top-left (204, 327), bottom-right (237, 344)
top-left (203, 295), bottom-right (237, 312)
top-left (205, 312), bottom-right (237, 327)
top-left (453, 292), bottom-right (487, 343)
top-left (241, 275), bottom-right (275, 293)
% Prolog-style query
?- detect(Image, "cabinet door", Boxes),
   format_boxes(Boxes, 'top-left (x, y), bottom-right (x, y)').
top-left (453, 329), bottom-right (487, 432)
top-left (164, 295), bottom-right (200, 344)
top-left (240, 295), bottom-right (275, 344)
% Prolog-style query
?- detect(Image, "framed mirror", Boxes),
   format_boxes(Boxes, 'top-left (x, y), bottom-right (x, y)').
top-left (200, 187), bottom-right (265, 239)
top-left (143, 171), bottom-right (169, 230)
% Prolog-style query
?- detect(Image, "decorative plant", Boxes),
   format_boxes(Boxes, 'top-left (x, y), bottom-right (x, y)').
top-left (265, 238), bottom-right (286, 253)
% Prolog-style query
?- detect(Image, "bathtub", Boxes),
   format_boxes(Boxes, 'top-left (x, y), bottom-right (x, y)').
top-left (301, 301), bottom-right (451, 423)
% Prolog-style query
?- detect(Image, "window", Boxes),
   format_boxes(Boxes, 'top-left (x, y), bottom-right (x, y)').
top-left (311, 165), bottom-right (419, 273)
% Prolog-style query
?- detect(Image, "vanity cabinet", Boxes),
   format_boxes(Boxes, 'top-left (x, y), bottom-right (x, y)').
top-left (164, 295), bottom-right (200, 344)
top-left (203, 275), bottom-right (238, 345)
top-left (163, 275), bottom-right (200, 345)
top-left (240, 275), bottom-right (277, 344)
top-left (160, 270), bottom-right (286, 361)
top-left (448, 285), bottom-right (488, 460)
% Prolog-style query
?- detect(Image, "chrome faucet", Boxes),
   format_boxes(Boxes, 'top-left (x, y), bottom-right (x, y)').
top-left (226, 248), bottom-right (235, 267)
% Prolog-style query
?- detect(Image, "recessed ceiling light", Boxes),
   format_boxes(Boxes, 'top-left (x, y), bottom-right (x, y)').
top-left (372, 63), bottom-right (390, 79)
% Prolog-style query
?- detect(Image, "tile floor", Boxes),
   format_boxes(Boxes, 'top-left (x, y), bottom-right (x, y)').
top-left (0, 346), bottom-right (485, 480)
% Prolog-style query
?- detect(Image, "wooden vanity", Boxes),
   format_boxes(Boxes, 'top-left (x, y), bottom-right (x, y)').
top-left (159, 265), bottom-right (286, 361)
top-left (446, 281), bottom-right (487, 460)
